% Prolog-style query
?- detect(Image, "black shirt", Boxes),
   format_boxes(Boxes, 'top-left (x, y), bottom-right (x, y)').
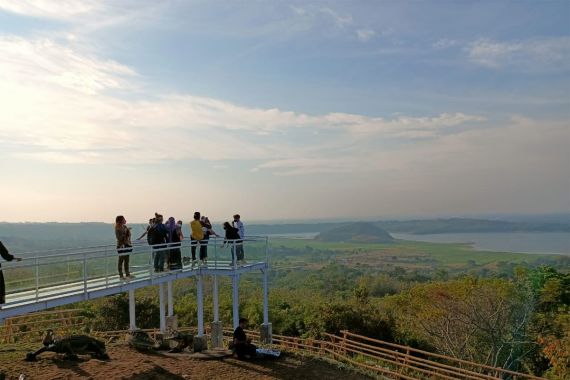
top-left (233, 326), bottom-right (247, 343)
top-left (225, 227), bottom-right (241, 241)
top-left (0, 241), bottom-right (14, 263)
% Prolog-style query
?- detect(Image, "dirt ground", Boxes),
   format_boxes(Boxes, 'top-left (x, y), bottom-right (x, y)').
top-left (0, 343), bottom-right (372, 380)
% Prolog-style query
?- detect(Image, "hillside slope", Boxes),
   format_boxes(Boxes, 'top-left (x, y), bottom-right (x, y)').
top-left (317, 222), bottom-right (394, 243)
top-left (0, 343), bottom-right (371, 380)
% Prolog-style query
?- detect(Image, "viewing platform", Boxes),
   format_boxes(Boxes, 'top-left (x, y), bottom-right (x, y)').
top-left (0, 237), bottom-right (272, 349)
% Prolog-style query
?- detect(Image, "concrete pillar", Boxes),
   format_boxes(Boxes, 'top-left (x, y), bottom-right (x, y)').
top-left (197, 275), bottom-right (204, 337)
top-left (210, 321), bottom-right (224, 349)
top-left (167, 281), bottom-right (173, 317)
top-left (260, 323), bottom-right (272, 344)
top-left (232, 274), bottom-right (240, 329)
top-left (159, 283), bottom-right (166, 333)
top-left (129, 289), bottom-right (136, 331)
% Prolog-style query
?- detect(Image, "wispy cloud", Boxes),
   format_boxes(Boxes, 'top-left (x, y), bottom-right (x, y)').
top-left (0, 35), bottom-right (484, 174)
top-left (356, 28), bottom-right (375, 42)
top-left (466, 37), bottom-right (570, 69)
top-left (0, 0), bottom-right (99, 19)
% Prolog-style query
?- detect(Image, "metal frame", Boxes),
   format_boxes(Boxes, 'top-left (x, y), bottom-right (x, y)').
top-left (1, 237), bottom-right (270, 332)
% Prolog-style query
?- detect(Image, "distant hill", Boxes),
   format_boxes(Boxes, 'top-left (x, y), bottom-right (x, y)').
top-left (317, 222), bottom-right (395, 243)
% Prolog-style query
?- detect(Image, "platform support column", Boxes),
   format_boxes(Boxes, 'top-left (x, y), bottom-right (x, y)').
top-left (260, 267), bottom-right (272, 344)
top-left (197, 275), bottom-right (204, 336)
top-left (232, 274), bottom-right (240, 329)
top-left (167, 281), bottom-right (173, 317)
top-left (193, 275), bottom-right (208, 352)
top-left (129, 289), bottom-right (136, 331)
top-left (210, 275), bottom-right (223, 348)
top-left (159, 283), bottom-right (166, 334)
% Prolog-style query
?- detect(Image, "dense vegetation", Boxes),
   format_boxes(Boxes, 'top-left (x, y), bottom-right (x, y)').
top-left (1, 222), bottom-right (568, 377)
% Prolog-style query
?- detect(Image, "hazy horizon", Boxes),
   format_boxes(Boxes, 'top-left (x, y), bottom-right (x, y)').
top-left (1, 1), bottom-right (568, 223)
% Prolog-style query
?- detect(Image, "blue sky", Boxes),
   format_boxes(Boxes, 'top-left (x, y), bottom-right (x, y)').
top-left (0, 0), bottom-right (568, 223)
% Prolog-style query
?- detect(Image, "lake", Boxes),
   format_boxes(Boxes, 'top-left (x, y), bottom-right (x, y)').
top-left (392, 232), bottom-right (570, 255)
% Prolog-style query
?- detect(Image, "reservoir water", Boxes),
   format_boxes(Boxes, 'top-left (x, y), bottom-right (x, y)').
top-left (392, 232), bottom-right (570, 255)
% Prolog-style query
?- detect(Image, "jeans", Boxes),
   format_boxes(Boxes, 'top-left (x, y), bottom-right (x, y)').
top-left (153, 246), bottom-right (166, 272)
top-left (117, 245), bottom-right (132, 277)
top-left (231, 241), bottom-right (244, 261)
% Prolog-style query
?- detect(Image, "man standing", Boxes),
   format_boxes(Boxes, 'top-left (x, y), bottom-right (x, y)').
top-left (232, 214), bottom-right (245, 264)
top-left (190, 212), bottom-right (204, 267)
top-left (0, 241), bottom-right (22, 305)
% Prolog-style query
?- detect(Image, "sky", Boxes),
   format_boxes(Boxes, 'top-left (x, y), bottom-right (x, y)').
top-left (0, 0), bottom-right (569, 223)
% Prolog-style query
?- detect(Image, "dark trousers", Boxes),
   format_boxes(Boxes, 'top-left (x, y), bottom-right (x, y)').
top-left (191, 238), bottom-right (198, 260)
top-left (0, 270), bottom-right (6, 304)
top-left (169, 243), bottom-right (182, 270)
top-left (235, 342), bottom-right (257, 359)
top-left (117, 246), bottom-right (132, 277)
top-left (199, 236), bottom-right (209, 260)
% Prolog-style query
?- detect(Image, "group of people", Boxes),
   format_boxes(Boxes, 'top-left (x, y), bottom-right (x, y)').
top-left (114, 213), bottom-right (246, 280)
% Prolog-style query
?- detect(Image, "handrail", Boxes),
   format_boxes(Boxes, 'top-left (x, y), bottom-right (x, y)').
top-left (338, 330), bottom-right (543, 380)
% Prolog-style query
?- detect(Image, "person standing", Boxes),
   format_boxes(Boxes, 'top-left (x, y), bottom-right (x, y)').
top-left (223, 222), bottom-right (241, 265)
top-left (115, 216), bottom-right (134, 280)
top-left (150, 213), bottom-right (168, 272)
top-left (0, 241), bottom-right (22, 305)
top-left (189, 212), bottom-right (204, 268)
top-left (199, 216), bottom-right (218, 265)
top-left (137, 217), bottom-right (155, 244)
top-left (166, 217), bottom-right (182, 270)
top-left (232, 214), bottom-right (245, 264)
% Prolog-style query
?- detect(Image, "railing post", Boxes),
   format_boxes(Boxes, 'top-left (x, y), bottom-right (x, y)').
top-left (105, 246), bottom-right (109, 287)
top-left (232, 241), bottom-right (237, 270)
top-left (83, 252), bottom-right (88, 294)
top-left (214, 238), bottom-right (217, 269)
top-left (34, 257), bottom-right (39, 301)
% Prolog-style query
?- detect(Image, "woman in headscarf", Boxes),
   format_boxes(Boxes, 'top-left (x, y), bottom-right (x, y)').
top-left (115, 215), bottom-right (133, 280)
top-left (166, 217), bottom-right (182, 270)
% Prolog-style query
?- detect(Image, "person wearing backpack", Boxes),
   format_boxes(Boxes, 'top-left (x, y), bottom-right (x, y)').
top-left (150, 213), bottom-right (168, 272)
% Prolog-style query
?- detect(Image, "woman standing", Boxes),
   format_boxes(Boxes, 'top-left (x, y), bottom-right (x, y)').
top-left (166, 217), bottom-right (182, 270)
top-left (0, 241), bottom-right (22, 305)
top-left (115, 215), bottom-right (133, 280)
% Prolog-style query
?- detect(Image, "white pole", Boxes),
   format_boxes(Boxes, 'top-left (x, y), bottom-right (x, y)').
top-left (213, 275), bottom-right (219, 322)
top-left (263, 268), bottom-right (269, 325)
top-left (167, 281), bottom-right (173, 317)
top-left (232, 274), bottom-right (239, 329)
top-left (197, 275), bottom-right (204, 336)
top-left (159, 283), bottom-right (165, 333)
top-left (129, 289), bottom-right (136, 331)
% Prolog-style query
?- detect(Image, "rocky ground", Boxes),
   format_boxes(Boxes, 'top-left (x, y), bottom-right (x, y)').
top-left (0, 343), bottom-right (372, 380)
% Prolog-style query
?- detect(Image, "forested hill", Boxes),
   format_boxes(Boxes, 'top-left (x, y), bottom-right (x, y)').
top-left (317, 222), bottom-right (394, 243)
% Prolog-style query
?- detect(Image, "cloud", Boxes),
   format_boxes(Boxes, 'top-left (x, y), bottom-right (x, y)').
top-left (356, 28), bottom-right (376, 42)
top-left (0, 36), bottom-right (136, 94)
top-left (0, 0), bottom-right (99, 19)
top-left (466, 37), bottom-right (570, 69)
top-left (433, 38), bottom-right (458, 49)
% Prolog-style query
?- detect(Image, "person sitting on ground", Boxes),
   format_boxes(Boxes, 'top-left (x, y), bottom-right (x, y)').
top-left (233, 318), bottom-right (257, 359)
top-left (0, 241), bottom-right (22, 305)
